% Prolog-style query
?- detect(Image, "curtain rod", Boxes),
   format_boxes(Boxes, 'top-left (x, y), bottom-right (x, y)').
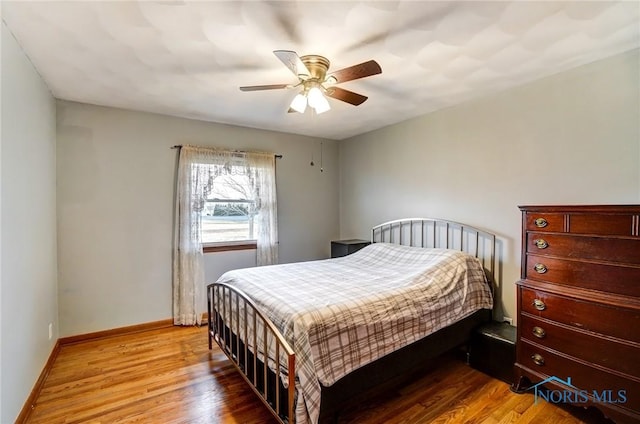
top-left (171, 145), bottom-right (282, 159)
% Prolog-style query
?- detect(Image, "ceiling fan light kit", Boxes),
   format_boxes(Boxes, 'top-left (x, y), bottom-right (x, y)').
top-left (240, 50), bottom-right (382, 115)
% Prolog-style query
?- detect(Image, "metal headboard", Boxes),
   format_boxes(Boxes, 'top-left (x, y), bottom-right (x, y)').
top-left (371, 217), bottom-right (496, 287)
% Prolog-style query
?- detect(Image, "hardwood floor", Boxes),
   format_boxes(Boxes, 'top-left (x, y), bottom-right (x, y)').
top-left (27, 325), bottom-right (612, 424)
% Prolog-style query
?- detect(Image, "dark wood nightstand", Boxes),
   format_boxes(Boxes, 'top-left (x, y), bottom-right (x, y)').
top-left (468, 321), bottom-right (516, 384)
top-left (331, 239), bottom-right (371, 258)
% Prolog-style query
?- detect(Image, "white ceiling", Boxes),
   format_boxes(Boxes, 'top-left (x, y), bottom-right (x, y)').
top-left (2, 1), bottom-right (639, 140)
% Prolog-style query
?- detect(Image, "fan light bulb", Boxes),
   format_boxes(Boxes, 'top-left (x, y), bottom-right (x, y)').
top-left (308, 87), bottom-right (331, 114)
top-left (290, 93), bottom-right (307, 113)
top-left (307, 87), bottom-right (323, 108)
top-left (313, 96), bottom-right (331, 114)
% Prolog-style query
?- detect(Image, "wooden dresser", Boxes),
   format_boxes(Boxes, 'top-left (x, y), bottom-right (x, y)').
top-left (513, 205), bottom-right (640, 423)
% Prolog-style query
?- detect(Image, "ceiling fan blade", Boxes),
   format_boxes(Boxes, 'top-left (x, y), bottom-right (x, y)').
top-left (325, 87), bottom-right (368, 106)
top-left (273, 50), bottom-right (310, 78)
top-left (239, 84), bottom-right (290, 91)
top-left (327, 60), bottom-right (382, 84)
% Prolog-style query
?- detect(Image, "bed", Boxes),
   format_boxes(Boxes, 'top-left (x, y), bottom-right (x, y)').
top-left (207, 218), bottom-right (496, 424)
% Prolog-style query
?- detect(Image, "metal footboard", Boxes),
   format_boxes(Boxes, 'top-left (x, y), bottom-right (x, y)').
top-left (208, 282), bottom-right (295, 424)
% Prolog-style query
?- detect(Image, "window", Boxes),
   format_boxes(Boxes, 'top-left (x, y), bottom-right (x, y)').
top-left (200, 171), bottom-right (256, 244)
top-left (176, 146), bottom-right (278, 262)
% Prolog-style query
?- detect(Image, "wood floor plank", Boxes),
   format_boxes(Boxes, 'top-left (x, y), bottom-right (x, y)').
top-left (27, 325), bottom-right (613, 424)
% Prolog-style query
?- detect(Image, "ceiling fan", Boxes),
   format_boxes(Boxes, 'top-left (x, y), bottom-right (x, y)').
top-left (239, 50), bottom-right (382, 114)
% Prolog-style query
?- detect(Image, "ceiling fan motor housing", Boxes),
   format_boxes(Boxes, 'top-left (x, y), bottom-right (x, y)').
top-left (300, 55), bottom-right (330, 83)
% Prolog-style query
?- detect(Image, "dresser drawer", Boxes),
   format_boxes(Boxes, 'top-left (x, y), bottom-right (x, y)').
top-left (518, 340), bottom-right (639, 409)
top-left (526, 232), bottom-right (640, 264)
top-left (569, 213), bottom-right (637, 236)
top-left (525, 213), bottom-right (565, 232)
top-left (519, 314), bottom-right (640, 377)
top-left (524, 211), bottom-right (637, 236)
top-left (520, 287), bottom-right (640, 343)
top-left (525, 254), bottom-right (640, 297)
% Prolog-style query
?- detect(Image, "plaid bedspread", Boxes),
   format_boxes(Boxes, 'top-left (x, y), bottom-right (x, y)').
top-left (216, 242), bottom-right (493, 424)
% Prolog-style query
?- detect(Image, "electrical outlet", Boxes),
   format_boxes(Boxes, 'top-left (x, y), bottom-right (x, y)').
top-left (48, 323), bottom-right (53, 340)
top-left (503, 317), bottom-right (513, 326)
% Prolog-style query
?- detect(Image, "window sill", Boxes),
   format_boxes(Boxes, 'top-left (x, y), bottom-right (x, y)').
top-left (203, 241), bottom-right (257, 253)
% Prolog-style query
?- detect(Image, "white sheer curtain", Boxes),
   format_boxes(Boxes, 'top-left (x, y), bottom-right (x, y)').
top-left (247, 151), bottom-right (279, 266)
top-left (173, 145), bottom-right (278, 325)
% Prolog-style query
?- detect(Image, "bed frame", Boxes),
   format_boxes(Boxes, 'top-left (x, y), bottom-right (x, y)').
top-left (207, 218), bottom-right (497, 424)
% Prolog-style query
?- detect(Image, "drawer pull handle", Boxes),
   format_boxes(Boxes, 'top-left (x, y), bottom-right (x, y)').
top-left (532, 326), bottom-right (546, 339)
top-left (534, 218), bottom-right (548, 228)
top-left (534, 239), bottom-right (548, 249)
top-left (531, 353), bottom-right (545, 366)
top-left (534, 263), bottom-right (548, 274)
top-left (532, 299), bottom-right (546, 311)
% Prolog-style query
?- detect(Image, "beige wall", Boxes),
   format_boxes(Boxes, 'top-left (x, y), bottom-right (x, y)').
top-left (339, 49), bottom-right (640, 322)
top-left (1, 22), bottom-right (58, 423)
top-left (56, 101), bottom-right (339, 337)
